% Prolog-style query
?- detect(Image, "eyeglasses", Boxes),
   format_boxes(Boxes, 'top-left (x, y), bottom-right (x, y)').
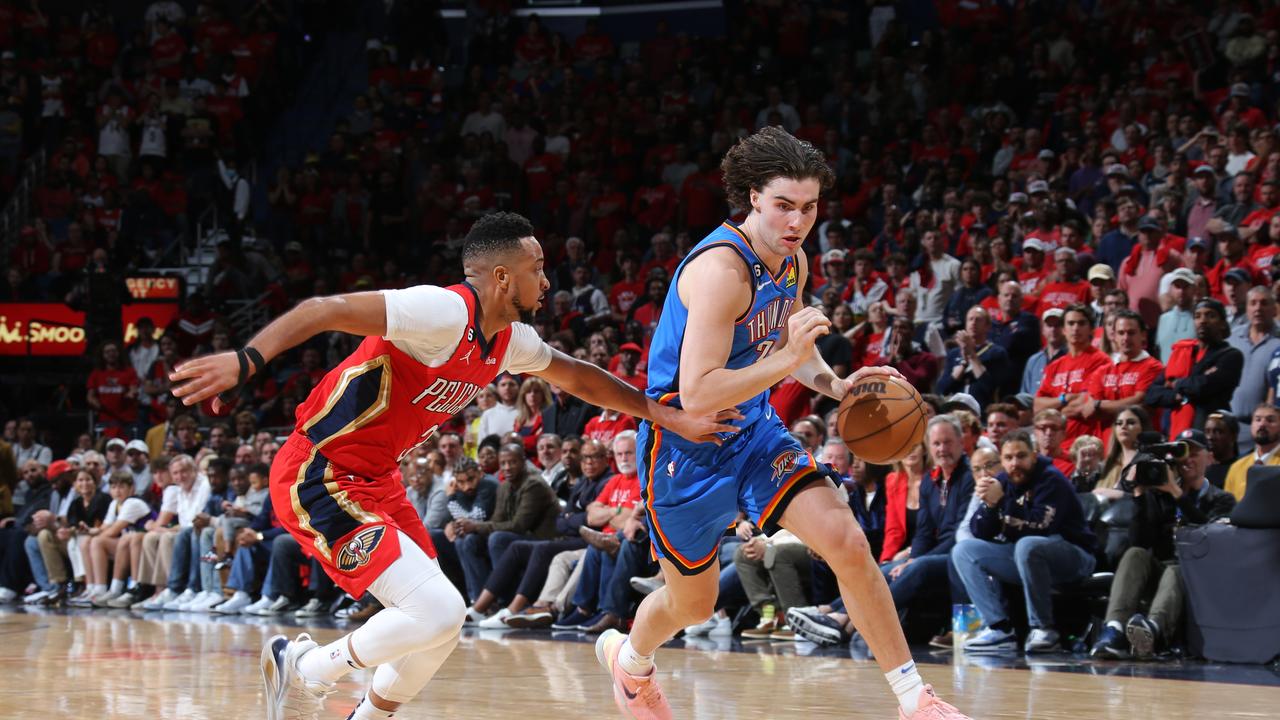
top-left (1114, 418), bottom-right (1140, 427)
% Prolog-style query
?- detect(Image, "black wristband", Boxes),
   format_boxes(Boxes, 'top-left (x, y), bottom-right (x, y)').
top-left (234, 348), bottom-right (250, 386)
top-left (243, 346), bottom-right (265, 375)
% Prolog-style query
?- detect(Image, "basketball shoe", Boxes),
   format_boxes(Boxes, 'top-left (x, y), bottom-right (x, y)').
top-left (899, 685), bottom-right (974, 720)
top-left (595, 629), bottom-right (672, 720)
top-left (261, 633), bottom-right (335, 720)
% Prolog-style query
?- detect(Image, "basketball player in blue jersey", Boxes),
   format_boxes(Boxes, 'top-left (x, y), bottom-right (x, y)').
top-left (595, 127), bottom-right (973, 720)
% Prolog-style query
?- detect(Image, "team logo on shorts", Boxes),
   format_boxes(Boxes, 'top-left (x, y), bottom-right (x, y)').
top-left (336, 526), bottom-right (387, 572)
top-left (771, 450), bottom-right (801, 485)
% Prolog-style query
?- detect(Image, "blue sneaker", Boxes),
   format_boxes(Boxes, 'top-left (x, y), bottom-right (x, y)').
top-left (962, 626), bottom-right (1017, 654)
top-left (551, 607), bottom-right (593, 631)
top-left (260, 633), bottom-right (334, 720)
top-left (1090, 625), bottom-right (1130, 659)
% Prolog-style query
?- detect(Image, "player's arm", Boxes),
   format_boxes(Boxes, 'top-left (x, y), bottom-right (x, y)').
top-left (787, 250), bottom-right (902, 401)
top-left (673, 248), bottom-right (824, 415)
top-left (168, 291), bottom-right (390, 408)
top-left (533, 350), bottom-right (741, 443)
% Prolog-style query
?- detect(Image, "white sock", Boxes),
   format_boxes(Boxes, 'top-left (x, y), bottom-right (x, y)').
top-left (298, 635), bottom-right (363, 685)
top-left (1107, 620), bottom-right (1123, 632)
top-left (886, 660), bottom-right (925, 715)
top-left (88, 584), bottom-right (105, 595)
top-left (618, 637), bottom-right (654, 676)
top-left (351, 695), bottom-right (396, 719)
top-left (108, 579), bottom-right (125, 595)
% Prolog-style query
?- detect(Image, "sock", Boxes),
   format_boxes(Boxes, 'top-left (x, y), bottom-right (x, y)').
top-left (886, 660), bottom-right (925, 715)
top-left (990, 620), bottom-right (1013, 634)
top-left (108, 579), bottom-right (125, 595)
top-left (617, 637), bottom-right (655, 677)
top-left (298, 635), bottom-right (363, 685)
top-left (88, 584), bottom-right (105, 595)
top-left (126, 579), bottom-right (136, 590)
top-left (1107, 620), bottom-right (1123, 632)
top-left (351, 696), bottom-right (395, 719)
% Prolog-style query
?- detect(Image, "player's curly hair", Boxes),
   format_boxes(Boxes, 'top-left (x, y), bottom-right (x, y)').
top-left (463, 211), bottom-right (535, 263)
top-left (720, 126), bottom-right (835, 212)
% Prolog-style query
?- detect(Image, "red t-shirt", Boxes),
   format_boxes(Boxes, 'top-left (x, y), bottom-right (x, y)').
top-left (1036, 280), bottom-right (1091, 315)
top-left (609, 280), bottom-right (645, 315)
top-left (150, 32), bottom-right (186, 78)
top-left (1250, 244), bottom-right (1280, 274)
top-left (612, 369), bottom-right (648, 391)
top-left (583, 412), bottom-right (638, 448)
top-left (594, 472), bottom-right (641, 509)
top-left (87, 368), bottom-right (139, 423)
top-left (1036, 347), bottom-right (1112, 441)
top-left (1086, 352), bottom-right (1165, 440)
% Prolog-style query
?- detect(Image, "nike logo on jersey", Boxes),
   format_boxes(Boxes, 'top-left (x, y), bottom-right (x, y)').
top-left (756, 280), bottom-right (769, 291)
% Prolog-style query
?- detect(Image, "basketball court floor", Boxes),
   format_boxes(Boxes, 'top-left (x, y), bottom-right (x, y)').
top-left (2, 607), bottom-right (1277, 718)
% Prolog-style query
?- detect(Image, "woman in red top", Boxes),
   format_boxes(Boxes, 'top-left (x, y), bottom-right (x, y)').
top-left (514, 377), bottom-right (551, 456)
top-left (879, 442), bottom-right (931, 564)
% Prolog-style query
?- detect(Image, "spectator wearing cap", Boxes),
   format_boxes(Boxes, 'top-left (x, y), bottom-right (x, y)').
top-left (1015, 237), bottom-right (1049, 297)
top-left (1186, 166), bottom-right (1219, 242)
top-left (1089, 427), bottom-right (1235, 661)
top-left (1215, 172), bottom-right (1259, 227)
top-left (1098, 195), bottom-right (1141, 271)
top-left (1207, 220), bottom-right (1262, 298)
top-left (611, 343), bottom-right (647, 391)
top-left (1221, 267), bottom-right (1253, 330)
top-left (1021, 308), bottom-right (1067, 395)
top-left (813, 249), bottom-right (850, 295)
top-left (1079, 309), bottom-right (1165, 441)
top-left (1034, 304), bottom-right (1112, 444)
top-left (937, 306), bottom-right (1009, 411)
top-left (1224, 404), bottom-right (1280, 501)
top-left (1086, 264), bottom-right (1116, 319)
top-left (1037, 247), bottom-right (1091, 316)
top-left (103, 437), bottom-right (128, 482)
top-left (1156, 268), bottom-right (1200, 363)
top-left (1228, 287), bottom-right (1280, 452)
top-left (1119, 215), bottom-right (1184, 328)
top-left (1145, 299), bottom-right (1244, 439)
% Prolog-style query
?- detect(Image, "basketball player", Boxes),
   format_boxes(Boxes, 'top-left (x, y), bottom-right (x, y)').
top-left (169, 212), bottom-right (738, 720)
top-left (595, 128), bottom-right (973, 720)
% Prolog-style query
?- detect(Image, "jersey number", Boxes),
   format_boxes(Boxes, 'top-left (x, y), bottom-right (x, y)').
top-left (755, 340), bottom-right (776, 361)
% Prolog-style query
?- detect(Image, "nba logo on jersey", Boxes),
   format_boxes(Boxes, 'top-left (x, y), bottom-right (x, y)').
top-left (337, 525), bottom-right (386, 572)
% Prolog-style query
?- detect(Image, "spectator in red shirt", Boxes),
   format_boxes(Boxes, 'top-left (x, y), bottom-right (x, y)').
top-left (1037, 247), bottom-right (1091, 315)
top-left (1079, 309), bottom-right (1165, 442)
top-left (1034, 304), bottom-right (1112, 443)
top-left (87, 340), bottom-right (140, 438)
top-left (608, 256), bottom-right (645, 321)
top-left (573, 19), bottom-right (615, 64)
top-left (1032, 409), bottom-right (1076, 477)
top-left (583, 409), bottom-right (638, 450)
top-left (611, 343), bottom-right (647, 391)
top-left (1206, 219), bottom-right (1262, 298)
top-left (1016, 238), bottom-right (1050, 297)
top-left (149, 18), bottom-right (186, 79)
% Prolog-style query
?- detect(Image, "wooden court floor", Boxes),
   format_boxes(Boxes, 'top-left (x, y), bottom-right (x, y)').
top-left (0, 609), bottom-right (1277, 719)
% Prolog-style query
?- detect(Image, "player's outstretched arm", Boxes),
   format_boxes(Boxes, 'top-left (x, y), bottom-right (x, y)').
top-left (169, 291), bottom-right (390, 409)
top-left (534, 349), bottom-right (742, 444)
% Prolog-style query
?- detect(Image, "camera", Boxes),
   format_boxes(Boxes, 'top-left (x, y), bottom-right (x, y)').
top-left (1119, 432), bottom-right (1189, 492)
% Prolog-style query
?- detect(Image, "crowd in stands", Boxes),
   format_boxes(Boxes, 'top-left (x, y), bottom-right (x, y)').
top-left (3, 0), bottom-right (1280, 662)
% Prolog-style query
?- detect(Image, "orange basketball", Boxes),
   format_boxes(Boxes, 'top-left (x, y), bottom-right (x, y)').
top-left (837, 375), bottom-right (927, 465)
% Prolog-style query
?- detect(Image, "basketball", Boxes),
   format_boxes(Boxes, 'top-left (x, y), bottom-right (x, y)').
top-left (837, 375), bottom-right (927, 465)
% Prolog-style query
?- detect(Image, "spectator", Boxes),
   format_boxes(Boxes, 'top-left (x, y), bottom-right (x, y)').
top-left (1091, 430), bottom-right (1236, 660)
top-left (1228, 287), bottom-right (1280, 452)
top-left (943, 257), bottom-right (993, 336)
top-left (513, 377), bottom-right (551, 456)
top-left (989, 281), bottom-right (1041, 390)
top-left (937, 306), bottom-right (1010, 411)
top-left (954, 431), bottom-right (1096, 654)
top-left (1224, 403), bottom-right (1280, 500)
top-left (1032, 409), bottom-right (1075, 477)
top-left (734, 528), bottom-right (810, 640)
top-left (883, 416), bottom-right (972, 612)
top-left (1034, 304), bottom-right (1111, 444)
top-left (1037, 248), bottom-right (1091, 316)
top-left (984, 403), bottom-right (1021, 449)
top-left (132, 455), bottom-right (211, 610)
top-left (1203, 412), bottom-right (1241, 489)
top-left (1155, 268), bottom-right (1199, 363)
top-left (1020, 308), bottom-right (1067, 395)
top-left (883, 315), bottom-right (939, 393)
top-left (1079, 310), bottom-right (1165, 439)
top-left (1119, 216), bottom-right (1183, 328)
top-left (1068, 435), bottom-right (1105, 493)
top-left (86, 341), bottom-right (140, 439)
top-left (1145, 299), bottom-right (1244, 439)
top-left (612, 343), bottom-right (647, 391)
top-left (1086, 264), bottom-right (1116, 319)
top-left (452, 444), bottom-right (556, 603)
top-left (12, 419), bottom-right (52, 468)
top-left (71, 473), bottom-right (148, 607)
top-left (476, 374), bottom-right (519, 443)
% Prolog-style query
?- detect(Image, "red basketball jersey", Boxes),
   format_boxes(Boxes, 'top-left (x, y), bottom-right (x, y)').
top-left (292, 283), bottom-right (513, 479)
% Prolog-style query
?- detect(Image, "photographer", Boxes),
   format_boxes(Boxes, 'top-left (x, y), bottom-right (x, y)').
top-left (1090, 431), bottom-right (1236, 661)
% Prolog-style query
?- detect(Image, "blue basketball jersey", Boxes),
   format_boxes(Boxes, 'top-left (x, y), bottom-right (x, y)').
top-left (645, 221), bottom-right (800, 442)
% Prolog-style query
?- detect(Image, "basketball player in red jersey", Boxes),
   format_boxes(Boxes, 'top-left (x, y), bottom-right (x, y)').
top-left (169, 212), bottom-right (739, 720)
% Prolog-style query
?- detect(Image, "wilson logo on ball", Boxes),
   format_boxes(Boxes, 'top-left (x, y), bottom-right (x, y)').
top-left (848, 381), bottom-right (887, 398)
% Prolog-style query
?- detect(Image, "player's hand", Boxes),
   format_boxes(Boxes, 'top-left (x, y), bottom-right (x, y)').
top-left (663, 407), bottom-right (744, 445)
top-left (835, 365), bottom-right (905, 400)
top-left (782, 307), bottom-right (832, 366)
top-left (169, 351), bottom-right (244, 413)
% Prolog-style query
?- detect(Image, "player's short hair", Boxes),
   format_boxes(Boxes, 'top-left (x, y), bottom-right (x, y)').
top-left (720, 126), bottom-right (834, 212)
top-left (462, 212), bottom-right (535, 264)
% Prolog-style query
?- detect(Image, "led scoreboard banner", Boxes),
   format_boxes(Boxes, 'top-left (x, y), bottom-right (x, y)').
top-left (0, 300), bottom-right (181, 356)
